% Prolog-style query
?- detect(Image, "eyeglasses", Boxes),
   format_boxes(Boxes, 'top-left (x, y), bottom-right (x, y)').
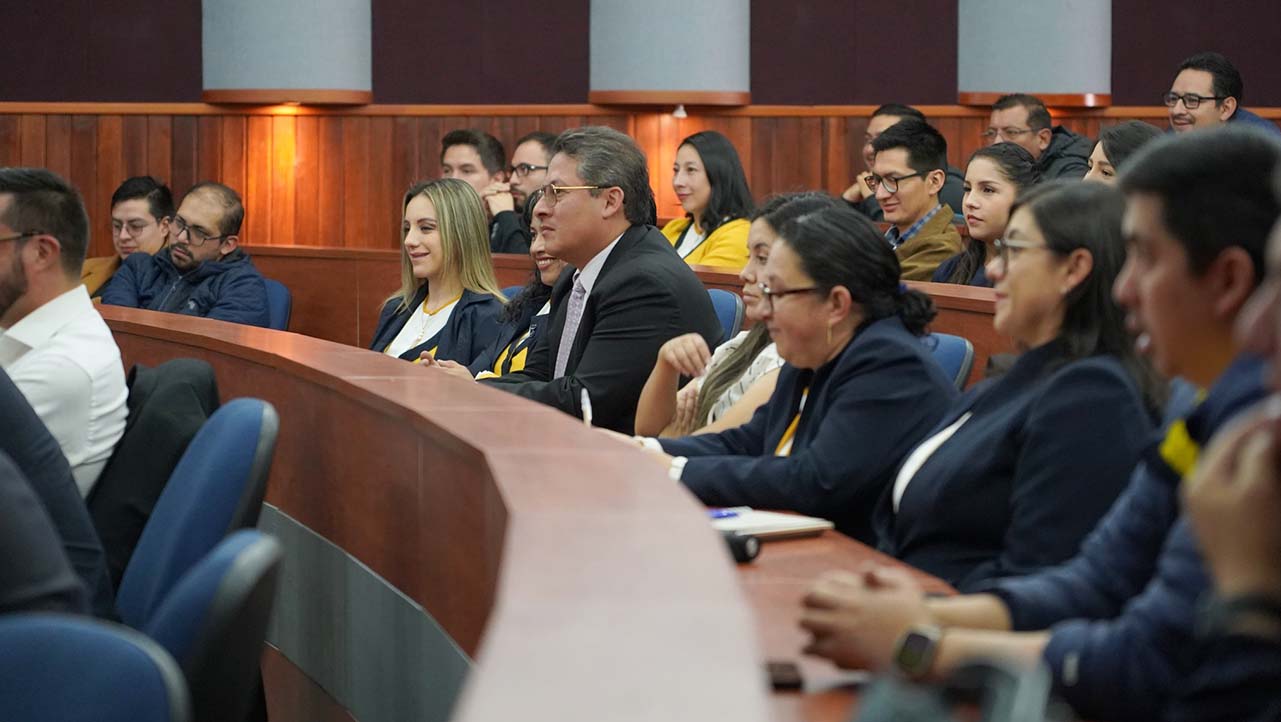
top-left (993, 237), bottom-right (1049, 270)
top-left (1163, 91), bottom-right (1227, 110)
top-left (112, 219), bottom-right (156, 238)
top-left (536, 184), bottom-right (606, 208)
top-left (171, 216), bottom-right (229, 246)
top-left (757, 282), bottom-right (823, 313)
top-left (0, 231), bottom-right (40, 245)
top-left (981, 127), bottom-right (1035, 141)
top-left (865, 171), bottom-right (925, 194)
top-left (510, 163), bottom-right (549, 178)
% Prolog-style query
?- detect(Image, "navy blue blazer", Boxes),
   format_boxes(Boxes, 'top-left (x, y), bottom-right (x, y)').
top-left (659, 316), bottom-right (957, 544)
top-left (875, 340), bottom-right (1153, 591)
top-left (370, 287), bottom-right (504, 367)
top-left (467, 286), bottom-right (552, 377)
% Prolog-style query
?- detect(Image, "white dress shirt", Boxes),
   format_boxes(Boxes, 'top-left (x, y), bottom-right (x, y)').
top-left (0, 285), bottom-right (128, 496)
top-left (575, 232), bottom-right (625, 300)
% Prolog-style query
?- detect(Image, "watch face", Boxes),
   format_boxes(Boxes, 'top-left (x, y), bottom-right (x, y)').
top-left (898, 631), bottom-right (933, 669)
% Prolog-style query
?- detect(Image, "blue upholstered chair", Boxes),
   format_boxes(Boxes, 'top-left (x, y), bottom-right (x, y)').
top-left (923, 332), bottom-right (975, 390)
top-left (707, 289), bottom-right (744, 346)
top-left (262, 279), bottom-right (292, 331)
top-left (115, 398), bottom-right (278, 629)
top-left (502, 284), bottom-right (526, 299)
top-left (146, 530), bottom-right (282, 722)
top-left (0, 613), bottom-right (190, 722)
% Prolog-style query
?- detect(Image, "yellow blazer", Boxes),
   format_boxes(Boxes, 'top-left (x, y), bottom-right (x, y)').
top-left (660, 217), bottom-right (750, 269)
top-left (81, 255), bottom-right (121, 297)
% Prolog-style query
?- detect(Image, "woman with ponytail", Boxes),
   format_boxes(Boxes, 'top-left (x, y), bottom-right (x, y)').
top-left (633, 205), bottom-right (958, 544)
top-left (933, 143), bottom-right (1041, 287)
top-left (874, 181), bottom-right (1160, 591)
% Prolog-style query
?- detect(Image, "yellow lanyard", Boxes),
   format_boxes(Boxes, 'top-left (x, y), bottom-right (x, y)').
top-left (774, 387), bottom-right (809, 457)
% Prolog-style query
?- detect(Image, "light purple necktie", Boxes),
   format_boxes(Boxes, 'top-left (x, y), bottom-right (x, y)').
top-left (554, 273), bottom-right (587, 378)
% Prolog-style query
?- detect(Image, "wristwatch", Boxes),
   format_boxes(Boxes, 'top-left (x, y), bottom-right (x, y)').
top-left (893, 624), bottom-right (943, 680)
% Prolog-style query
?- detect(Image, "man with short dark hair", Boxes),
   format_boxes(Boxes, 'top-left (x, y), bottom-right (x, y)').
top-left (845, 104), bottom-right (965, 221)
top-left (869, 119), bottom-right (963, 280)
top-left (798, 126), bottom-right (1281, 722)
top-left (486, 130), bottom-right (556, 255)
top-left (478, 126), bottom-right (721, 433)
top-left (100, 181), bottom-right (270, 327)
top-left (0, 168), bottom-right (127, 497)
top-left (83, 176), bottom-right (174, 296)
top-left (441, 129), bottom-right (530, 253)
top-left (987, 93), bottom-right (1091, 179)
top-left (1166, 51), bottom-right (1281, 136)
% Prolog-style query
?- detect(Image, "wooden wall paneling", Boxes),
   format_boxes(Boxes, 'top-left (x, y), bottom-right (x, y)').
top-left (340, 117), bottom-right (371, 247)
top-left (270, 115), bottom-right (298, 247)
top-left (70, 116), bottom-right (99, 245)
top-left (0, 115), bottom-right (18, 167)
top-left (366, 117), bottom-right (397, 252)
top-left (45, 115), bottom-right (73, 180)
top-left (749, 117), bottom-right (775, 204)
top-left (773, 117), bottom-right (824, 195)
top-left (390, 116), bottom-right (421, 210)
top-left (219, 115), bottom-right (247, 200)
top-left (317, 117), bottom-right (346, 247)
top-left (145, 115), bottom-right (172, 187)
top-left (413, 116), bottom-right (440, 190)
top-left (169, 116), bottom-right (199, 200)
top-left (930, 116), bottom-right (963, 169)
top-left (293, 116), bottom-right (321, 246)
top-left (19, 115), bottom-right (46, 167)
top-left (196, 116), bottom-right (222, 186)
top-left (93, 116), bottom-right (125, 257)
top-left (821, 117), bottom-right (847, 196)
top-left (120, 115), bottom-right (149, 180)
top-left (245, 115), bottom-right (273, 245)
top-left (843, 115), bottom-right (870, 189)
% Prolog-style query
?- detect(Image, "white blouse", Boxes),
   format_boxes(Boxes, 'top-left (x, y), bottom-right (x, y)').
top-left (692, 330), bottom-right (784, 422)
top-left (384, 296), bottom-right (459, 358)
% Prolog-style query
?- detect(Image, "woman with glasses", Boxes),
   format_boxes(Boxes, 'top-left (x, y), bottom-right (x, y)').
top-left (660, 131), bottom-right (755, 269)
top-left (874, 181), bottom-right (1162, 591)
top-left (633, 205), bottom-right (957, 544)
top-left (932, 143), bottom-right (1041, 287)
top-left (1083, 121), bottom-right (1164, 185)
top-left (370, 178), bottom-right (507, 366)
top-left (634, 193), bottom-right (840, 437)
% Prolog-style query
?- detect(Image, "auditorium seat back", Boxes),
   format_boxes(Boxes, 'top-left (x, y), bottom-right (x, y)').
top-left (923, 333), bottom-right (975, 390)
top-left (145, 530), bottom-right (281, 722)
top-left (115, 398), bottom-right (278, 629)
top-left (262, 279), bottom-right (292, 331)
top-left (707, 288), bottom-right (744, 346)
top-left (0, 613), bottom-right (190, 722)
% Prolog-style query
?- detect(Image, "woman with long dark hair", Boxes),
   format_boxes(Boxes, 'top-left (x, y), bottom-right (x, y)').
top-left (1083, 120), bottom-right (1164, 184)
top-left (933, 143), bottom-right (1040, 287)
top-left (876, 181), bottom-right (1162, 591)
top-left (660, 130), bottom-right (756, 269)
top-left (635, 205), bottom-right (958, 543)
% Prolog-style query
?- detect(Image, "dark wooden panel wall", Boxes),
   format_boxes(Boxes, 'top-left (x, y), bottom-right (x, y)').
top-left (1, 103), bottom-right (1278, 258)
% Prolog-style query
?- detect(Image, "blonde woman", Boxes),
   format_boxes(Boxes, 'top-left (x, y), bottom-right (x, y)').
top-left (370, 178), bottom-right (506, 365)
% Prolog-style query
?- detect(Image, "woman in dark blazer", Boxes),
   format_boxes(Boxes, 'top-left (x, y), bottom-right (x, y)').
top-left (370, 178), bottom-right (507, 366)
top-left (638, 205), bottom-right (958, 544)
top-left (875, 181), bottom-right (1164, 592)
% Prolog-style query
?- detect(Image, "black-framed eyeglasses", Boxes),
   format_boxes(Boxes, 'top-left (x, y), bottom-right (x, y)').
top-left (757, 282), bottom-right (823, 313)
top-left (980, 127), bottom-right (1035, 141)
top-left (993, 237), bottom-right (1049, 269)
top-left (0, 231), bottom-right (41, 245)
top-left (171, 216), bottom-right (229, 246)
top-left (865, 171), bottom-right (925, 194)
top-left (1163, 91), bottom-right (1227, 110)
top-left (510, 163), bottom-right (548, 178)
top-left (536, 184), bottom-right (606, 208)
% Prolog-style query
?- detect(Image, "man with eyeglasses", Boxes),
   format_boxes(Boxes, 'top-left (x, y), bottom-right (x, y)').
top-left (1166, 52), bottom-right (1281, 137)
top-left (99, 181), bottom-right (270, 327)
top-left (844, 105), bottom-right (966, 223)
top-left (986, 94), bottom-right (1090, 180)
top-left (0, 168), bottom-right (127, 498)
top-left (440, 128), bottom-right (530, 254)
top-left (478, 126), bottom-right (720, 433)
top-left (488, 131), bottom-right (556, 256)
top-left (868, 119), bottom-right (963, 280)
top-left (82, 176), bottom-right (174, 297)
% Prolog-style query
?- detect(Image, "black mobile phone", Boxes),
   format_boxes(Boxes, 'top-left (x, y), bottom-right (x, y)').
top-left (765, 660), bottom-right (803, 691)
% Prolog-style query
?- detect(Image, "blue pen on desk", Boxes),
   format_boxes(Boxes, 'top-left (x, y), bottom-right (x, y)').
top-left (707, 508), bottom-right (740, 519)
top-left (580, 388), bottom-right (593, 428)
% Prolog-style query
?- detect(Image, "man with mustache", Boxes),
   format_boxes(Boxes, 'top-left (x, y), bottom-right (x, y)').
top-left (1166, 52), bottom-right (1281, 137)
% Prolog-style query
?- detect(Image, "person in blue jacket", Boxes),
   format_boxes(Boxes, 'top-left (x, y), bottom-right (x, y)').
top-left (874, 180), bottom-right (1161, 591)
top-left (634, 205), bottom-right (957, 544)
top-left (370, 178), bottom-right (506, 366)
top-left (799, 126), bottom-right (1281, 722)
top-left (99, 181), bottom-right (270, 327)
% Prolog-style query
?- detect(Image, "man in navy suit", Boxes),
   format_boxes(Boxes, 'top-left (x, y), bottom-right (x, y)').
top-left (798, 126), bottom-right (1281, 722)
top-left (480, 126), bottom-right (720, 434)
